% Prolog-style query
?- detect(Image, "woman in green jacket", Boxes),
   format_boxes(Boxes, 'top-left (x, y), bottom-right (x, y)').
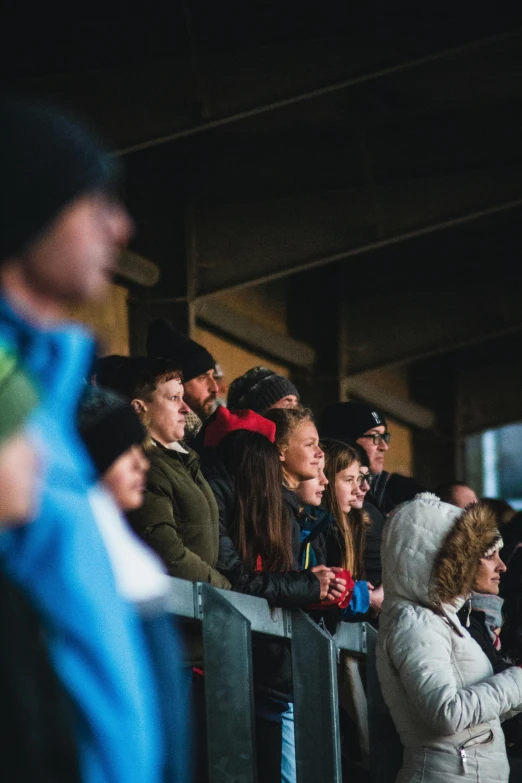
top-left (122, 357), bottom-right (230, 590)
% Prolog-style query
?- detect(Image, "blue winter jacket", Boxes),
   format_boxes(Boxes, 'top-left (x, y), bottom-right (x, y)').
top-left (0, 295), bottom-right (163, 783)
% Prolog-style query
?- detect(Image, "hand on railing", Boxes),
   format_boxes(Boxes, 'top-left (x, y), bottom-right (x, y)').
top-left (310, 565), bottom-right (347, 600)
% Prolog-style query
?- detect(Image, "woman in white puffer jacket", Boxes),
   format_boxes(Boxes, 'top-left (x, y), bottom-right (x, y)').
top-left (377, 493), bottom-right (522, 783)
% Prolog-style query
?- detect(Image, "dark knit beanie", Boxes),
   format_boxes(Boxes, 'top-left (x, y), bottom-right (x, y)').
top-left (94, 355), bottom-right (129, 389)
top-left (146, 319), bottom-right (215, 384)
top-left (319, 401), bottom-right (387, 442)
top-left (227, 366), bottom-right (299, 414)
top-left (0, 95), bottom-right (119, 262)
top-left (0, 344), bottom-right (39, 445)
top-left (345, 438), bottom-right (371, 470)
top-left (78, 387), bottom-right (146, 476)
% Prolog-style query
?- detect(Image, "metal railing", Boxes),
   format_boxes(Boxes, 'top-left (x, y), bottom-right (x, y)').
top-left (165, 577), bottom-right (378, 783)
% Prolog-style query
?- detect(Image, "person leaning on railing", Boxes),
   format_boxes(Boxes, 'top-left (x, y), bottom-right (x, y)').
top-left (201, 405), bottom-right (345, 783)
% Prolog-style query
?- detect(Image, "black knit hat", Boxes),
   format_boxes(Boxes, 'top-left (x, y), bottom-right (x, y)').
top-left (146, 319), bottom-right (215, 384)
top-left (227, 366), bottom-right (299, 414)
top-left (319, 401), bottom-right (387, 442)
top-left (0, 95), bottom-right (119, 262)
top-left (94, 355), bottom-right (129, 389)
top-left (78, 386), bottom-right (146, 476)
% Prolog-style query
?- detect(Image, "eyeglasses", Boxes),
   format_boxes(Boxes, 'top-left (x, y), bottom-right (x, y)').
top-left (357, 473), bottom-right (371, 487)
top-left (359, 432), bottom-right (391, 446)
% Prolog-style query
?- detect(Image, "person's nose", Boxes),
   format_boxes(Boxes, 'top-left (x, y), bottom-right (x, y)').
top-left (209, 376), bottom-right (219, 394)
top-left (315, 446), bottom-right (324, 460)
top-left (496, 555), bottom-right (507, 573)
top-left (180, 401), bottom-right (191, 415)
top-left (379, 438), bottom-right (389, 452)
top-left (319, 472), bottom-right (328, 487)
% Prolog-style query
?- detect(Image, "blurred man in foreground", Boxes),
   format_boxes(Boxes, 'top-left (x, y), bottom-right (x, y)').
top-left (0, 95), bottom-right (181, 782)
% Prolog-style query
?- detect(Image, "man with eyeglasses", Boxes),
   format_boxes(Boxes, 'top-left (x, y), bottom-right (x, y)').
top-left (320, 401), bottom-right (392, 501)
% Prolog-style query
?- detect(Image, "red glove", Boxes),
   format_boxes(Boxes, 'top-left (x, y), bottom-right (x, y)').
top-left (306, 569), bottom-right (355, 610)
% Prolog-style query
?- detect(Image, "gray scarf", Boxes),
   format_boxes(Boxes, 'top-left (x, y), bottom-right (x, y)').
top-left (470, 591), bottom-right (504, 646)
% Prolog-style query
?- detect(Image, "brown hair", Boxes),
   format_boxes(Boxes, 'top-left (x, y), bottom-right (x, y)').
top-left (130, 359), bottom-right (183, 440)
top-left (215, 430), bottom-right (293, 572)
top-left (322, 438), bottom-right (367, 577)
top-left (345, 508), bottom-right (371, 579)
top-left (264, 406), bottom-right (315, 488)
top-left (132, 362), bottom-right (183, 402)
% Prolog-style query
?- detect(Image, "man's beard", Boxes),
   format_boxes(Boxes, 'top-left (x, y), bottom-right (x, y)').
top-left (198, 394), bottom-right (217, 420)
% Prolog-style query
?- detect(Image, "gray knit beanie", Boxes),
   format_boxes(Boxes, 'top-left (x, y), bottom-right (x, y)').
top-left (227, 366), bottom-right (299, 414)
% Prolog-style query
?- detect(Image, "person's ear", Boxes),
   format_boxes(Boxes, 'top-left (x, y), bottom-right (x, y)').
top-left (278, 446), bottom-right (286, 463)
top-left (131, 398), bottom-right (147, 415)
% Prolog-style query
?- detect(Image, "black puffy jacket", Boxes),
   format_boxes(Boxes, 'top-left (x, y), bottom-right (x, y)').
top-left (204, 463), bottom-right (321, 607)
top-left (203, 463), bottom-right (322, 702)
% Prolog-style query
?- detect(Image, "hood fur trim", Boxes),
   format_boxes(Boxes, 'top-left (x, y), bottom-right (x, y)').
top-left (433, 502), bottom-right (500, 605)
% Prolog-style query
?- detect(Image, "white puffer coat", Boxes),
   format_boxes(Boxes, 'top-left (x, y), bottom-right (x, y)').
top-left (377, 493), bottom-right (522, 783)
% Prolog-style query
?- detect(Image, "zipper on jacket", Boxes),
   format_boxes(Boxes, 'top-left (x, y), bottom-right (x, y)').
top-left (458, 747), bottom-right (467, 774)
top-left (457, 729), bottom-right (494, 773)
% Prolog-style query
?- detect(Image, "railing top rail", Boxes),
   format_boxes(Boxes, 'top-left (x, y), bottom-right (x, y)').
top-left (165, 576), bottom-right (368, 654)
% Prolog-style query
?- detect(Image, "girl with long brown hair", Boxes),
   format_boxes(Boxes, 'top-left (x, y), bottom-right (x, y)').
top-left (322, 438), bottom-right (384, 614)
top-left (322, 439), bottom-right (368, 577)
top-left (201, 406), bottom-right (342, 783)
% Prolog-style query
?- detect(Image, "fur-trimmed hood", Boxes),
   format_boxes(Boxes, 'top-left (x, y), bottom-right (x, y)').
top-left (381, 492), bottom-right (501, 611)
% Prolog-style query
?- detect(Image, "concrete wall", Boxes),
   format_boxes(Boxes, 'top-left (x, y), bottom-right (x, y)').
top-left (66, 283), bottom-right (130, 356)
top-left (196, 282), bottom-right (291, 399)
top-left (195, 327), bottom-right (289, 402)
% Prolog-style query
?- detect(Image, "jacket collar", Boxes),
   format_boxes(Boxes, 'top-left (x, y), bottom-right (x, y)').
top-left (300, 504), bottom-right (334, 544)
top-left (153, 438), bottom-right (200, 468)
top-left (282, 486), bottom-right (301, 515)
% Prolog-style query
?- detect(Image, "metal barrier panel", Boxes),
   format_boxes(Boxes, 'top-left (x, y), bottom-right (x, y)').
top-left (365, 624), bottom-right (402, 783)
top-left (291, 610), bottom-right (343, 783)
top-left (199, 583), bottom-right (257, 783)
top-left (167, 579), bottom-right (375, 781)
